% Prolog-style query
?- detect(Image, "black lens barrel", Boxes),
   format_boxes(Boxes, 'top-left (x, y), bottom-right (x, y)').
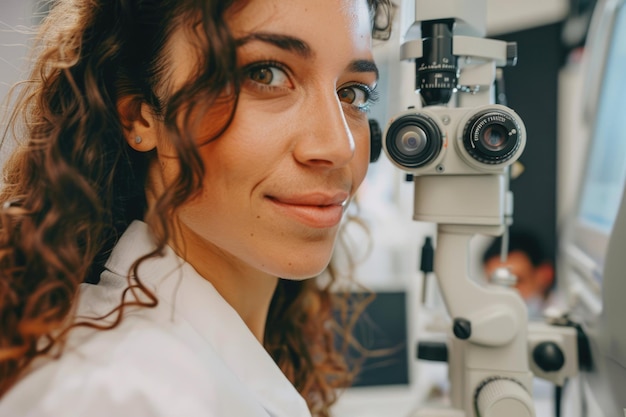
top-left (416, 20), bottom-right (457, 106)
top-left (385, 114), bottom-right (443, 169)
top-left (462, 109), bottom-right (522, 164)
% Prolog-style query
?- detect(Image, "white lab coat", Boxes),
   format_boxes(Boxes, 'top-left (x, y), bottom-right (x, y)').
top-left (0, 221), bottom-right (312, 417)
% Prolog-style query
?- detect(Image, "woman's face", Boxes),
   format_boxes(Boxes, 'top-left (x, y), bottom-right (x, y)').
top-left (156, 0), bottom-right (377, 280)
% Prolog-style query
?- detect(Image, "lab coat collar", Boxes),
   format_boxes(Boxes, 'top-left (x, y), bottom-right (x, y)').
top-left (104, 221), bottom-right (312, 417)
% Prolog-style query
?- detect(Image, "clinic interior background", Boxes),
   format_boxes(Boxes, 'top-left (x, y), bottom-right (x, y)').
top-left (0, 0), bottom-right (595, 414)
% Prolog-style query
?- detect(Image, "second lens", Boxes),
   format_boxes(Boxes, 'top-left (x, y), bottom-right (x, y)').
top-left (385, 113), bottom-right (442, 169)
top-left (462, 109), bottom-right (523, 165)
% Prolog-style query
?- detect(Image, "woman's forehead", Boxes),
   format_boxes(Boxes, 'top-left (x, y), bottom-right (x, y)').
top-left (161, 0), bottom-right (374, 98)
top-left (226, 0), bottom-right (372, 51)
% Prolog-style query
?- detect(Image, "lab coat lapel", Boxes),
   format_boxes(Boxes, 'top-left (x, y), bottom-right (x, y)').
top-left (106, 221), bottom-right (312, 417)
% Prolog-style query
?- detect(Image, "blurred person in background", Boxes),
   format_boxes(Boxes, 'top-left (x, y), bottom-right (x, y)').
top-left (483, 230), bottom-right (558, 319)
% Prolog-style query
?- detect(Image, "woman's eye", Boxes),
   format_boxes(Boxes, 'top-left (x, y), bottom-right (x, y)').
top-left (337, 84), bottom-right (377, 111)
top-left (247, 64), bottom-right (290, 87)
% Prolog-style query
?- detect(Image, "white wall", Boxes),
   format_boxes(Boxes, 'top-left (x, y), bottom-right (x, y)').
top-left (0, 0), bottom-right (35, 108)
top-left (557, 55), bottom-right (588, 233)
top-left (1, 0), bottom-right (36, 164)
top-left (486, 0), bottom-right (569, 35)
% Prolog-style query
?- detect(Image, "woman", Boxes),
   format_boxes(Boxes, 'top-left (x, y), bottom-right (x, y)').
top-left (0, 0), bottom-right (390, 416)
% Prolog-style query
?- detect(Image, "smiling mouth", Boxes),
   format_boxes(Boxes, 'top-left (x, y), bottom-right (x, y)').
top-left (266, 195), bottom-right (348, 229)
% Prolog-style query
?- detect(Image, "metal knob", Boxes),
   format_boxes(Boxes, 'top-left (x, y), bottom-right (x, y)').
top-left (475, 378), bottom-right (534, 417)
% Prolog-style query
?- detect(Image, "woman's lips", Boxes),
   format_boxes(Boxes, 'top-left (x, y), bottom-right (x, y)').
top-left (266, 192), bottom-right (349, 228)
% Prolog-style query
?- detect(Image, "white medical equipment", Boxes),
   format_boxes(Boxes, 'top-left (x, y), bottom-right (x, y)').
top-left (381, 1), bottom-right (583, 415)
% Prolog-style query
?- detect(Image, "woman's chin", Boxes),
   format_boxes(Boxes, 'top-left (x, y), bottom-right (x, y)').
top-left (273, 259), bottom-right (331, 281)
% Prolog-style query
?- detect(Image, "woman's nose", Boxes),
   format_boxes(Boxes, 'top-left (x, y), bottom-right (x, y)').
top-left (292, 91), bottom-right (356, 170)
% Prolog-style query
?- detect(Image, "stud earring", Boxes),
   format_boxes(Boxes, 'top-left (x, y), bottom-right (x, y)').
top-left (134, 136), bottom-right (142, 144)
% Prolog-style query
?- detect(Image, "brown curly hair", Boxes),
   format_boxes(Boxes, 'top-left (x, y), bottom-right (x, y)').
top-left (0, 0), bottom-right (391, 415)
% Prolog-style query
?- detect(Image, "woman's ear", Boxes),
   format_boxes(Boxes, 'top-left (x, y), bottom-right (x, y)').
top-left (117, 97), bottom-right (158, 152)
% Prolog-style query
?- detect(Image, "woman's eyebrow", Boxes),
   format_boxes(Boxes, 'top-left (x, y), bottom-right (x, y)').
top-left (348, 59), bottom-right (379, 80)
top-left (235, 32), bottom-right (378, 80)
top-left (235, 32), bottom-right (312, 58)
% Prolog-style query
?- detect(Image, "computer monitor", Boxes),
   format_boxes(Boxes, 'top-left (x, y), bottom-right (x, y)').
top-left (561, 0), bottom-right (626, 414)
top-left (565, 0), bottom-right (626, 289)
